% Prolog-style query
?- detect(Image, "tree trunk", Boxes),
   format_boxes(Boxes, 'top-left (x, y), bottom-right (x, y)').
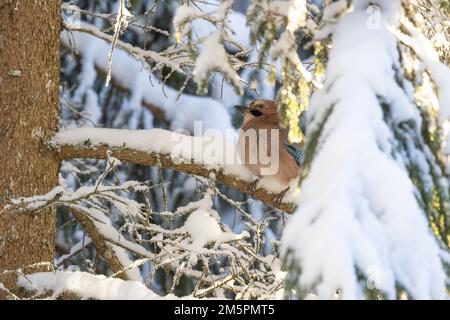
top-left (0, 0), bottom-right (60, 295)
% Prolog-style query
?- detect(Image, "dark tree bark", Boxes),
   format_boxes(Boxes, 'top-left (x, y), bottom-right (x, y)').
top-left (0, 0), bottom-right (60, 295)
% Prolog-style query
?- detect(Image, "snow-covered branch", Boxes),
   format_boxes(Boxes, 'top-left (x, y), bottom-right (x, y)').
top-left (63, 21), bottom-right (187, 75)
top-left (51, 128), bottom-right (297, 213)
top-left (61, 22), bottom-right (233, 133)
top-left (18, 271), bottom-right (169, 300)
top-left (69, 206), bottom-right (145, 282)
top-left (9, 155), bottom-right (285, 299)
top-left (8, 154), bottom-right (150, 282)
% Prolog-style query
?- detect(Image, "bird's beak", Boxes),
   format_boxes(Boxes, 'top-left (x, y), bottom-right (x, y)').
top-left (235, 105), bottom-right (248, 113)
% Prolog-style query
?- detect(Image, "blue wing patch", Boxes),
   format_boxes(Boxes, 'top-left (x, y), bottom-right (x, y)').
top-left (283, 140), bottom-right (304, 166)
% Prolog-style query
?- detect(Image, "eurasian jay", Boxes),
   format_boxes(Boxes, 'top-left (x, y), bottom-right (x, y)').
top-left (235, 99), bottom-right (304, 204)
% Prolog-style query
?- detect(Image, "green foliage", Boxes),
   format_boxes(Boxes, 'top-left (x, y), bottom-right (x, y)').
top-left (441, 0), bottom-right (450, 12)
top-left (380, 96), bottom-right (450, 247)
top-left (247, 0), bottom-right (316, 142)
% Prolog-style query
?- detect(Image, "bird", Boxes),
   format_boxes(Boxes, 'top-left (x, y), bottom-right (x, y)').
top-left (235, 99), bottom-right (304, 205)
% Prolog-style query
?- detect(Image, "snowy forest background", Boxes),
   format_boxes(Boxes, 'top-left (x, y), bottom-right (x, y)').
top-left (1, 0), bottom-right (450, 300)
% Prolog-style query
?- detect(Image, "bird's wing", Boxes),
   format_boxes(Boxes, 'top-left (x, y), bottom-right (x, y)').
top-left (283, 140), bottom-right (304, 166)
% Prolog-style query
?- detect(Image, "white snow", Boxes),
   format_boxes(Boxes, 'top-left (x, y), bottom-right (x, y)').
top-left (282, 0), bottom-right (447, 299)
top-left (55, 225), bottom-right (142, 282)
top-left (173, 4), bottom-right (202, 40)
top-left (194, 31), bottom-right (242, 94)
top-left (52, 127), bottom-right (299, 201)
top-left (285, 0), bottom-right (307, 33)
top-left (314, 0), bottom-right (349, 40)
top-left (74, 204), bottom-right (152, 261)
top-left (86, 88), bottom-right (102, 116)
top-left (215, 0), bottom-right (233, 21)
top-left (61, 23), bottom-right (232, 133)
top-left (271, 31), bottom-right (313, 83)
top-left (10, 177), bottom-right (152, 282)
top-left (184, 209), bottom-right (224, 248)
top-left (110, 244), bottom-right (143, 282)
top-left (160, 193), bottom-right (249, 263)
top-left (183, 208), bottom-right (246, 249)
top-left (56, 237), bottom-right (93, 265)
top-left (173, 0), bottom-right (259, 106)
top-left (186, 1), bottom-right (251, 48)
top-left (105, 0), bottom-right (134, 87)
top-left (322, 0), bottom-right (349, 22)
top-left (397, 20), bottom-right (450, 125)
top-left (17, 271), bottom-right (173, 300)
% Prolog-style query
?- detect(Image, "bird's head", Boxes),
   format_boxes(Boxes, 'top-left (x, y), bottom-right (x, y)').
top-left (235, 99), bottom-right (279, 125)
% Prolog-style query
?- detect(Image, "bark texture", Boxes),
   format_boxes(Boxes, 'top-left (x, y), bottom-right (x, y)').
top-left (0, 0), bottom-right (60, 293)
top-left (58, 145), bottom-right (296, 213)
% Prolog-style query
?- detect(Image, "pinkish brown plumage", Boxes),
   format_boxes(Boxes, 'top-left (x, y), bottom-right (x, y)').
top-left (236, 99), bottom-right (302, 204)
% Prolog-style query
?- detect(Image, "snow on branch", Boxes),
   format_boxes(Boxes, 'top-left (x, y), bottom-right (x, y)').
top-left (61, 21), bottom-right (233, 133)
top-left (173, 0), bottom-right (253, 95)
top-left (18, 271), bottom-right (170, 300)
top-left (246, 0), bottom-right (322, 143)
top-left (63, 21), bottom-right (187, 75)
top-left (9, 156), bottom-right (285, 299)
top-left (8, 155), bottom-right (151, 282)
top-left (396, 21), bottom-right (450, 122)
top-left (394, 20), bottom-right (450, 165)
top-left (68, 206), bottom-right (145, 282)
top-left (105, 0), bottom-right (133, 87)
top-left (194, 31), bottom-right (242, 95)
top-left (51, 127), bottom-right (297, 213)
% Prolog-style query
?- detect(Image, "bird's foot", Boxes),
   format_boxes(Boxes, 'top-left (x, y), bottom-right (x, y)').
top-left (272, 186), bottom-right (290, 206)
top-left (247, 178), bottom-right (260, 194)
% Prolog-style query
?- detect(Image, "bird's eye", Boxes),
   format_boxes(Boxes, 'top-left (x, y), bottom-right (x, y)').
top-left (256, 104), bottom-right (265, 109)
top-left (250, 109), bottom-right (263, 117)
